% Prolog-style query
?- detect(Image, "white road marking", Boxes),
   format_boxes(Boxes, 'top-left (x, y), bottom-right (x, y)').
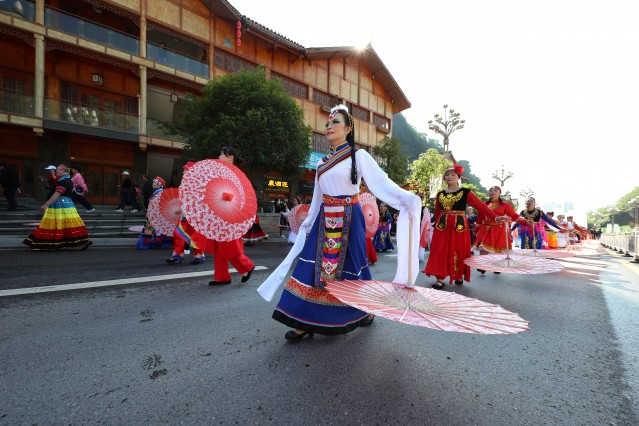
top-left (0, 266), bottom-right (269, 297)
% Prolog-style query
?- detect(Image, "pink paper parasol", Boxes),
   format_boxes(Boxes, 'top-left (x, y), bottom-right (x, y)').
top-left (515, 248), bottom-right (576, 259)
top-left (465, 220), bottom-right (564, 273)
top-left (325, 218), bottom-right (530, 334)
top-left (359, 192), bottom-right (379, 238)
top-left (288, 204), bottom-right (310, 234)
top-left (326, 280), bottom-right (529, 334)
top-left (179, 159), bottom-right (257, 242)
top-left (464, 253), bottom-right (564, 274)
top-left (147, 187), bottom-right (182, 236)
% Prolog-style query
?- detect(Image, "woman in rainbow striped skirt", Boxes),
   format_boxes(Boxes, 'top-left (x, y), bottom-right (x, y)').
top-left (24, 164), bottom-right (91, 251)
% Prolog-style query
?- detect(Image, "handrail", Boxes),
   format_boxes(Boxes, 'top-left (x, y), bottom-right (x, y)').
top-left (600, 230), bottom-right (639, 261)
top-left (45, 6), bottom-right (139, 55)
top-left (44, 97), bottom-right (139, 133)
top-left (0, 88), bottom-right (34, 115)
top-left (147, 42), bottom-right (208, 77)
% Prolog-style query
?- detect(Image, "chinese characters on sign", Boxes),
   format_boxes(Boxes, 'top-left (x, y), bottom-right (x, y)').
top-left (266, 178), bottom-right (289, 191)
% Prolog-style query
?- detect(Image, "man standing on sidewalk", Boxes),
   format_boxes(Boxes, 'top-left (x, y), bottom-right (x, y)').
top-left (0, 161), bottom-right (20, 211)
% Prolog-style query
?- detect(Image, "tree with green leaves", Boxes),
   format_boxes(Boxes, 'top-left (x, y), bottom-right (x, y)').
top-left (408, 148), bottom-right (452, 201)
top-left (168, 67), bottom-right (311, 196)
top-left (371, 136), bottom-right (409, 185)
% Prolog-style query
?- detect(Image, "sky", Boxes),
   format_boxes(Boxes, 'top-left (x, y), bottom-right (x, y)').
top-left (230, 0), bottom-right (639, 214)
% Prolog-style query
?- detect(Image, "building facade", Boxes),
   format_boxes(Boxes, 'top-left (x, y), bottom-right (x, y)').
top-left (0, 0), bottom-right (410, 205)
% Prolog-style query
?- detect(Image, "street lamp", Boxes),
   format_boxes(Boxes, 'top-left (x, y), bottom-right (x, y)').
top-left (492, 165), bottom-right (514, 188)
top-left (428, 104), bottom-right (465, 153)
top-left (520, 187), bottom-right (534, 201)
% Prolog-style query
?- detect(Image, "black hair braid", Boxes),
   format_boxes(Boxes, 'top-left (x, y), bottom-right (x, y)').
top-left (345, 112), bottom-right (357, 185)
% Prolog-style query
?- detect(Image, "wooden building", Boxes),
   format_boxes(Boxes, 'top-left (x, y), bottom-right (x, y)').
top-left (0, 0), bottom-right (410, 205)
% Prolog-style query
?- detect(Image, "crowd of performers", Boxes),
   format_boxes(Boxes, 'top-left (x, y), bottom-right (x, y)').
top-left (419, 173), bottom-right (591, 288)
top-left (21, 104), bottom-right (593, 344)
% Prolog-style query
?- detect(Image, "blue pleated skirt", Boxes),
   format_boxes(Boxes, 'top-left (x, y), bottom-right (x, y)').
top-left (273, 202), bottom-right (371, 335)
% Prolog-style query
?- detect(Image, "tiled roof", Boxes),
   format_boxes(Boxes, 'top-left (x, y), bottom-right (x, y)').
top-left (200, 1), bottom-right (410, 113)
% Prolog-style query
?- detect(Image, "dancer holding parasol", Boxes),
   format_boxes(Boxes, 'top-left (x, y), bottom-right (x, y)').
top-left (473, 186), bottom-right (528, 274)
top-left (257, 104), bottom-right (421, 341)
top-left (137, 176), bottom-right (173, 250)
top-left (424, 165), bottom-right (510, 289)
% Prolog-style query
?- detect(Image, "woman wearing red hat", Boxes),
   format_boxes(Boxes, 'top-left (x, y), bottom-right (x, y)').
top-left (424, 165), bottom-right (508, 289)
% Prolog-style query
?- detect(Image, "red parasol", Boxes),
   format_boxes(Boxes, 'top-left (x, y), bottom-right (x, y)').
top-left (326, 280), bottom-right (529, 334)
top-left (147, 187), bottom-right (182, 236)
top-left (325, 218), bottom-right (530, 334)
top-left (359, 192), bottom-right (379, 238)
top-left (179, 159), bottom-right (257, 242)
top-left (288, 204), bottom-right (310, 234)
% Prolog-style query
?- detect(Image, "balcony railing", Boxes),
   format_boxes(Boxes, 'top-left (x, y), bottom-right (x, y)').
top-left (45, 6), bottom-right (139, 55)
top-left (146, 117), bottom-right (186, 141)
top-left (0, 0), bottom-right (36, 21)
top-left (44, 97), bottom-right (139, 133)
top-left (147, 43), bottom-right (209, 78)
top-left (0, 88), bottom-right (34, 116)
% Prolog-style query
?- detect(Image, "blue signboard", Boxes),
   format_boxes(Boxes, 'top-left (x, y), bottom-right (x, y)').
top-left (304, 151), bottom-right (325, 170)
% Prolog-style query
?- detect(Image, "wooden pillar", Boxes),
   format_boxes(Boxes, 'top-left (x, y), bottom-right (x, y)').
top-left (34, 34), bottom-right (44, 119)
top-left (139, 65), bottom-right (147, 134)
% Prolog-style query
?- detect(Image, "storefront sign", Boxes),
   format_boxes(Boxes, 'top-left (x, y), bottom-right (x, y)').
top-left (266, 178), bottom-right (290, 191)
top-left (304, 151), bottom-right (325, 170)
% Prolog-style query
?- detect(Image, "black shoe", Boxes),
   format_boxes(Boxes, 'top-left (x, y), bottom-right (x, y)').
top-left (493, 271), bottom-right (501, 274)
top-left (455, 280), bottom-right (464, 285)
top-left (477, 269), bottom-right (486, 274)
top-left (166, 255), bottom-right (183, 264)
top-left (285, 330), bottom-right (314, 342)
top-left (431, 281), bottom-right (445, 290)
top-left (190, 257), bottom-right (205, 265)
top-left (208, 280), bottom-right (232, 286)
top-left (360, 315), bottom-right (375, 327)
top-left (241, 266), bottom-right (255, 283)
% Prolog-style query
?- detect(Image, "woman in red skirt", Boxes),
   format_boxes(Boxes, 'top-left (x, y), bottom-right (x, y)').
top-left (473, 186), bottom-right (527, 274)
top-left (424, 165), bottom-right (507, 289)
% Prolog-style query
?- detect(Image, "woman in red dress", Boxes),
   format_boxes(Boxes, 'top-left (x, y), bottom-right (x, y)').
top-left (473, 186), bottom-right (527, 274)
top-left (424, 165), bottom-right (507, 289)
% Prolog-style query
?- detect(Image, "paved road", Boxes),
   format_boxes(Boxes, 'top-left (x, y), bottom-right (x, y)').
top-left (0, 243), bottom-right (637, 425)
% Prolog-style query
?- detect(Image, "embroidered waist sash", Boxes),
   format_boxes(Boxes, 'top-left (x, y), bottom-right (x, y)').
top-left (317, 194), bottom-right (359, 287)
top-left (323, 194), bottom-right (359, 206)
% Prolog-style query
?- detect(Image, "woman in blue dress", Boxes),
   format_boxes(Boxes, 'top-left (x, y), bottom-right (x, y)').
top-left (372, 202), bottom-right (394, 251)
top-left (257, 105), bottom-right (421, 342)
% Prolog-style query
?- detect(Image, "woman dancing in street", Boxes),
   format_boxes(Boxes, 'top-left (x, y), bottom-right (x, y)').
top-left (24, 164), bottom-right (91, 251)
top-left (260, 104), bottom-right (420, 341)
top-left (424, 165), bottom-right (508, 289)
top-left (473, 186), bottom-right (527, 274)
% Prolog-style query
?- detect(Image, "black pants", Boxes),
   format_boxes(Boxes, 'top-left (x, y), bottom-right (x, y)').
top-left (117, 189), bottom-right (139, 210)
top-left (3, 188), bottom-right (17, 210)
top-left (72, 192), bottom-right (94, 210)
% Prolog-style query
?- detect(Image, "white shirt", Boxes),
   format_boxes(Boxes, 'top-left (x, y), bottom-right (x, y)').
top-left (258, 148), bottom-right (421, 301)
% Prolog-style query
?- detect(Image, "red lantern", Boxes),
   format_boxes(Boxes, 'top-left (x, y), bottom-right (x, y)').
top-left (236, 39), bottom-right (241, 48)
top-left (236, 21), bottom-right (242, 30)
top-left (237, 29), bottom-right (242, 38)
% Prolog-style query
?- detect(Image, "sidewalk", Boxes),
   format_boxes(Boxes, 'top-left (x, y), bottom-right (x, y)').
top-left (1, 233), bottom-right (291, 250)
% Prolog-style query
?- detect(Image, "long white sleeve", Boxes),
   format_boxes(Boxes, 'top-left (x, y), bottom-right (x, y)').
top-left (357, 151), bottom-right (421, 285)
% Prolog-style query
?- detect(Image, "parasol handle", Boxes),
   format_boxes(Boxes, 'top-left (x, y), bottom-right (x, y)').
top-left (408, 216), bottom-right (413, 284)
